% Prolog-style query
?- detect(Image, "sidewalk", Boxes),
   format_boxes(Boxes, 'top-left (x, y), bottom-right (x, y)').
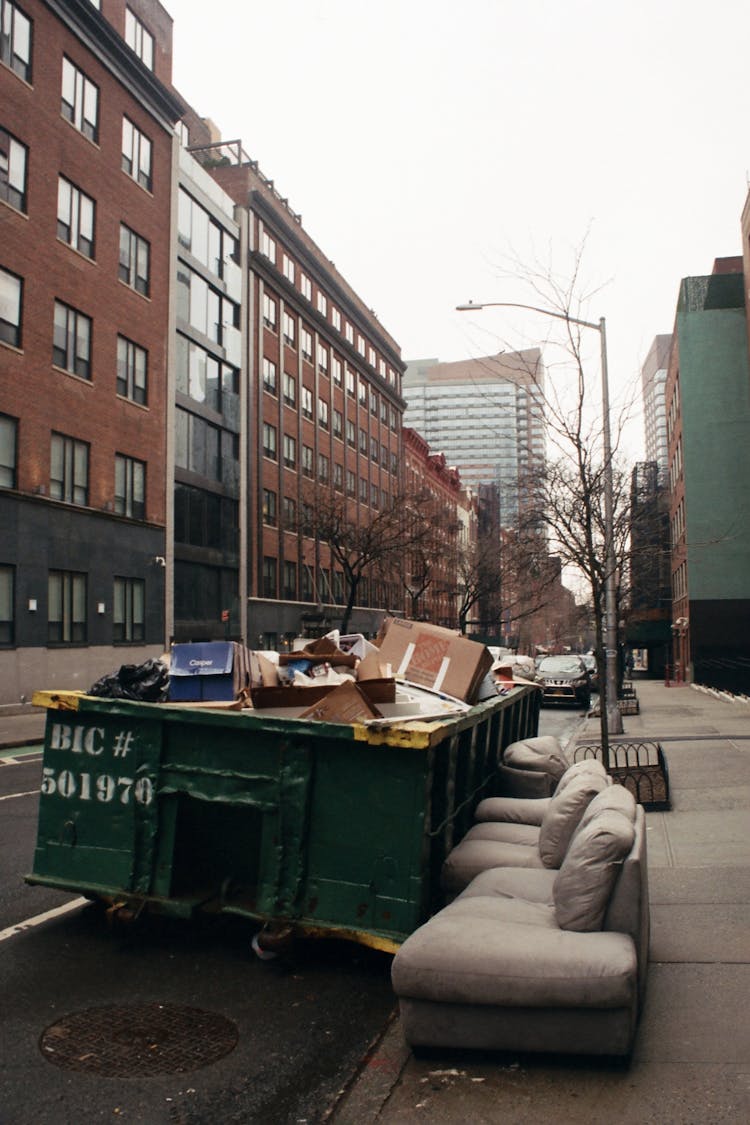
top-left (331, 679), bottom-right (750, 1124)
top-left (0, 705), bottom-right (46, 752)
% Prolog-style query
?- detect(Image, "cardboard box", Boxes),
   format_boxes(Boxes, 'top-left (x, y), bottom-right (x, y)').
top-left (370, 618), bottom-right (493, 704)
top-left (168, 642), bottom-right (250, 702)
top-left (298, 680), bottom-right (383, 724)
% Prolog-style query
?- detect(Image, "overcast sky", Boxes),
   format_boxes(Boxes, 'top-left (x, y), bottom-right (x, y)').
top-left (172, 0), bottom-right (750, 459)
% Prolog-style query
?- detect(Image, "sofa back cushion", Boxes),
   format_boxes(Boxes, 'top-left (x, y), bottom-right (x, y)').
top-left (538, 773), bottom-right (609, 868)
top-left (554, 757), bottom-right (609, 795)
top-left (579, 783), bottom-right (636, 830)
top-left (503, 736), bottom-right (568, 782)
top-left (553, 807), bottom-right (636, 931)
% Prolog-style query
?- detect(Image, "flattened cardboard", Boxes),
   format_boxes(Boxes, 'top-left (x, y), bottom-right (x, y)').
top-left (299, 680), bottom-right (383, 724)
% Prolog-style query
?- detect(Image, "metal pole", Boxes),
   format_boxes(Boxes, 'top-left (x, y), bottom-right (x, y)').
top-left (598, 318), bottom-right (623, 743)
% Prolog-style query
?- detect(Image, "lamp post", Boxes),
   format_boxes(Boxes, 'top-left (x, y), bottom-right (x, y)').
top-left (456, 299), bottom-right (623, 758)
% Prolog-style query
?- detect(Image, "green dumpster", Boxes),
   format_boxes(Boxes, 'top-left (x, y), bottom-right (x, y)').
top-left (27, 686), bottom-right (540, 952)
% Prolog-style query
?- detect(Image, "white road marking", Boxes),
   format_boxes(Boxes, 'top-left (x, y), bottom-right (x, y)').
top-left (0, 790), bottom-right (38, 801)
top-left (0, 898), bottom-right (87, 943)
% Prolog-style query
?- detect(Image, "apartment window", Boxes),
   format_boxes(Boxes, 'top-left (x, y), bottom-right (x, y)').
top-left (262, 557), bottom-right (277, 598)
top-left (359, 477), bottom-right (368, 502)
top-left (116, 335), bottom-right (147, 404)
top-left (317, 292), bottom-right (327, 316)
top-left (332, 356), bottom-right (342, 386)
top-left (53, 301), bottom-right (91, 379)
top-left (0, 413), bottom-right (17, 487)
top-left (371, 483), bottom-right (379, 509)
top-left (345, 322), bottom-right (354, 345)
top-left (346, 419), bottom-right (355, 447)
top-left (358, 379), bottom-right (367, 406)
top-left (370, 389), bottom-right (378, 416)
top-left (368, 346), bottom-right (376, 367)
top-left (119, 224), bottom-right (150, 295)
top-left (122, 117), bottom-right (152, 190)
top-left (333, 408), bottom-right (343, 440)
top-left (301, 444), bottom-right (313, 478)
top-left (50, 432), bottom-right (88, 506)
top-left (177, 190), bottom-right (236, 278)
top-left (356, 334), bottom-right (366, 357)
top-left (317, 342), bottom-right (328, 373)
top-left (333, 462), bottom-right (343, 491)
top-left (283, 433), bottom-right (296, 469)
top-left (262, 356), bottom-right (277, 395)
top-left (1, 1), bottom-right (32, 82)
top-left (301, 386), bottom-right (313, 420)
top-left (175, 408), bottom-right (221, 480)
top-left (262, 292), bottom-right (277, 330)
top-left (0, 267), bottom-right (22, 347)
top-left (61, 57), bottom-right (98, 142)
top-left (331, 306), bottom-right (341, 332)
top-left (175, 335), bottom-right (236, 411)
top-left (370, 436), bottom-right (379, 462)
top-left (301, 562), bottom-right (313, 600)
top-left (282, 495), bottom-right (296, 529)
top-left (300, 272), bottom-right (312, 301)
top-left (125, 6), bottom-right (154, 69)
top-left (260, 226), bottom-right (276, 262)
top-left (283, 311), bottom-right (296, 347)
top-left (318, 399), bottom-right (329, 430)
top-left (359, 428), bottom-right (367, 454)
top-left (48, 570), bottom-right (87, 644)
top-left (262, 422), bottom-right (277, 460)
top-left (380, 399), bottom-right (388, 423)
top-left (301, 327), bottom-right (313, 362)
top-left (282, 253), bottom-right (295, 283)
top-left (114, 453), bottom-right (145, 519)
top-left (263, 488), bottom-right (277, 527)
top-left (318, 453), bottom-right (329, 482)
top-left (57, 176), bottom-right (95, 258)
top-left (113, 577), bottom-right (144, 642)
top-left (282, 561), bottom-right (297, 601)
top-left (283, 371), bottom-right (296, 408)
top-left (346, 469), bottom-right (355, 497)
top-left (345, 368), bottom-right (355, 396)
top-left (0, 126), bottom-right (27, 211)
top-left (0, 565), bottom-right (13, 645)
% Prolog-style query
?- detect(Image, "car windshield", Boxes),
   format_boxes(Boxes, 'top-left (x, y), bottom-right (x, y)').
top-left (538, 656), bottom-right (584, 674)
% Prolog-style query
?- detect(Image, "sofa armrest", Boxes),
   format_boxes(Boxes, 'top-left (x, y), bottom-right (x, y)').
top-left (496, 763), bottom-right (558, 798)
top-left (475, 795), bottom-right (551, 825)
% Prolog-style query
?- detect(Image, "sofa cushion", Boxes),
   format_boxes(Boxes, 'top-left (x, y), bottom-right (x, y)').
top-left (474, 794), bottom-right (552, 826)
top-left (391, 913), bottom-right (637, 1010)
top-left (553, 808), bottom-right (636, 932)
top-left (554, 756), bottom-right (609, 794)
top-left (441, 836), bottom-right (545, 894)
top-left (503, 736), bottom-right (569, 781)
top-left (441, 894), bottom-right (557, 928)
top-left (456, 865), bottom-right (556, 905)
top-left (538, 773), bottom-right (609, 868)
top-left (460, 821), bottom-right (541, 846)
top-left (579, 783), bottom-right (637, 829)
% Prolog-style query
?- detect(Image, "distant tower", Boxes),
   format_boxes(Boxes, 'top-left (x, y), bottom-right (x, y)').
top-left (641, 335), bottom-right (672, 471)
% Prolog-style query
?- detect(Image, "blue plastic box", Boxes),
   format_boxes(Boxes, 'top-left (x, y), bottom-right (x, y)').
top-left (168, 642), bottom-right (250, 702)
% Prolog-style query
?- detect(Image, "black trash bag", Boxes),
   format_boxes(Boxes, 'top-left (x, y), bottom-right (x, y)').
top-left (89, 658), bottom-right (169, 702)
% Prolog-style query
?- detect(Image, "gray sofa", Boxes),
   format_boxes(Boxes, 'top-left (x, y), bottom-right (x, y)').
top-left (392, 786), bottom-right (649, 1058)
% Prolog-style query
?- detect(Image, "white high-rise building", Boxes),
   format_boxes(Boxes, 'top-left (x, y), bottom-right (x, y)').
top-left (641, 335), bottom-right (672, 471)
top-left (403, 350), bottom-right (545, 527)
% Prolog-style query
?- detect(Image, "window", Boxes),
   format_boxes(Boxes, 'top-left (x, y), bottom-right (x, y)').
top-left (301, 386), bottom-right (313, 419)
top-left (358, 378), bottom-right (367, 406)
top-left (301, 444), bottom-right (313, 478)
top-left (300, 272), bottom-right (312, 301)
top-left (282, 433), bottom-right (296, 469)
top-left (0, 565), bottom-right (13, 645)
top-left (175, 408), bottom-right (222, 480)
top-left (345, 368), bottom-right (355, 396)
top-left (0, 267), bottom-right (22, 347)
top-left (53, 301), bottom-right (91, 378)
top-left (50, 432), bottom-right (88, 505)
top-left (359, 477), bottom-right (368, 502)
top-left (0, 412), bottom-right (16, 487)
top-left (116, 336), bottom-right (147, 404)
top-left (48, 570), bottom-right (87, 644)
top-left (318, 399), bottom-right (329, 430)
top-left (262, 292), bottom-right (277, 330)
top-left (175, 335), bottom-right (237, 411)
top-left (333, 408), bottom-right (343, 440)
top-left (262, 356), bottom-right (277, 395)
top-left (263, 488), bottom-right (277, 526)
top-left (370, 437), bottom-right (379, 462)
top-left (114, 453), bottom-right (145, 519)
top-left (332, 356), bottom-right (342, 386)
top-left (301, 561), bottom-right (313, 600)
top-left (333, 462), bottom-right (343, 491)
top-left (317, 292), bottom-right (327, 316)
top-left (61, 57), bottom-right (99, 142)
top-left (113, 577), bottom-right (144, 642)
top-left (283, 311), bottom-right (296, 347)
top-left (282, 561), bottom-right (297, 601)
top-left (282, 495), bottom-right (296, 529)
top-left (317, 342), bottom-right (328, 373)
top-left (1, 1), bottom-right (32, 82)
top-left (119, 224), bottom-right (150, 295)
top-left (57, 176), bottom-right (95, 258)
top-left (346, 469), bottom-right (355, 497)
top-left (301, 327), bottom-right (313, 362)
top-left (178, 189), bottom-right (237, 279)
top-left (262, 422), bottom-right (277, 460)
top-left (346, 418), bottom-right (355, 447)
top-left (370, 389), bottom-right (378, 416)
top-left (359, 428), bottom-right (367, 454)
top-left (0, 126), bottom-right (27, 211)
top-left (282, 253), bottom-right (295, 283)
top-left (174, 486), bottom-right (238, 554)
top-left (125, 7), bottom-right (154, 70)
top-left (318, 453), bottom-right (329, 482)
top-left (331, 306), bottom-right (341, 332)
top-left (122, 117), bottom-right (152, 190)
top-left (345, 322), bottom-right (354, 345)
top-left (260, 226), bottom-right (276, 262)
top-left (262, 557), bottom-right (277, 598)
top-left (356, 334), bottom-right (365, 357)
top-left (371, 483), bottom-right (379, 509)
top-left (283, 372), bottom-right (296, 408)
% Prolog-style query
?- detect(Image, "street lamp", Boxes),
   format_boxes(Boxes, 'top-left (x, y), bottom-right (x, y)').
top-left (456, 299), bottom-right (623, 757)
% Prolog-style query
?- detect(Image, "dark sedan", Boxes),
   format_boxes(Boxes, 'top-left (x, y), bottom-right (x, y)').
top-left (536, 655), bottom-right (592, 709)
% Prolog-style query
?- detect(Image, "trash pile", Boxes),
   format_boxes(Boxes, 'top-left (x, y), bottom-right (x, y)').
top-left (90, 618), bottom-right (535, 725)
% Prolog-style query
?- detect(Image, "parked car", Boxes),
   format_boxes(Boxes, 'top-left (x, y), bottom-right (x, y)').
top-left (536, 654), bottom-right (592, 709)
top-left (580, 653), bottom-right (599, 693)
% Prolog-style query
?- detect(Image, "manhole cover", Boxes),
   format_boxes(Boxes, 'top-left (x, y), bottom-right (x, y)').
top-left (39, 1002), bottom-right (238, 1076)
